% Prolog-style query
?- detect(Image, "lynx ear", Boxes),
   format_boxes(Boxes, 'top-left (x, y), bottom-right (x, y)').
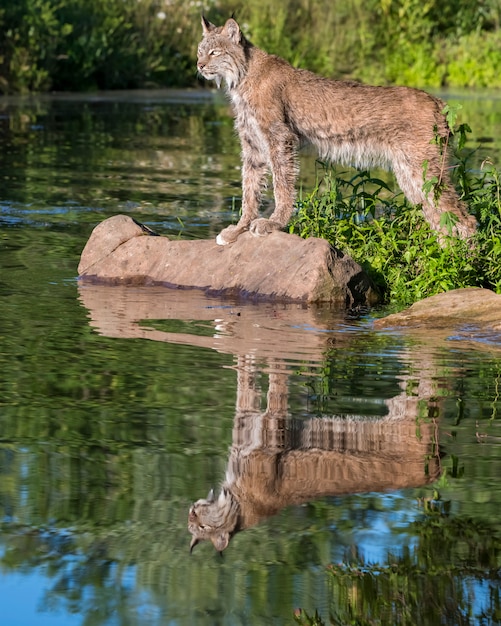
top-left (211, 531), bottom-right (230, 553)
top-left (223, 18), bottom-right (241, 44)
top-left (201, 15), bottom-right (216, 35)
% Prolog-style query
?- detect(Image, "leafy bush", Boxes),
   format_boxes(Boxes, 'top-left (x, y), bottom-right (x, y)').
top-left (0, 0), bottom-right (63, 92)
top-left (229, 0), bottom-right (501, 87)
top-left (289, 147), bottom-right (501, 307)
top-left (445, 30), bottom-right (501, 88)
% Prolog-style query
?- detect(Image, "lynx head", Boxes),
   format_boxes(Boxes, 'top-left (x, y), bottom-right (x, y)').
top-left (197, 17), bottom-right (249, 90)
top-left (188, 487), bottom-right (240, 553)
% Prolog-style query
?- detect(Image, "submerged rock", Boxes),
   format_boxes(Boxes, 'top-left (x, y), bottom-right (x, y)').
top-left (374, 287), bottom-right (501, 347)
top-left (78, 214), bottom-right (378, 306)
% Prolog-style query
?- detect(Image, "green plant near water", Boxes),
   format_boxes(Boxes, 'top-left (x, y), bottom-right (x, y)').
top-left (422, 104), bottom-right (471, 214)
top-left (289, 129), bottom-right (501, 307)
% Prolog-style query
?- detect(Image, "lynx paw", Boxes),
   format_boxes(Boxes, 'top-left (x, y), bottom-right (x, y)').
top-left (249, 218), bottom-right (283, 237)
top-left (216, 225), bottom-right (246, 246)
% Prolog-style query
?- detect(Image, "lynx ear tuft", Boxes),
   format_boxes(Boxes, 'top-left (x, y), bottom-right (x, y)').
top-left (201, 15), bottom-right (215, 35)
top-left (190, 535), bottom-right (200, 554)
top-left (218, 488), bottom-right (229, 504)
top-left (223, 18), bottom-right (241, 44)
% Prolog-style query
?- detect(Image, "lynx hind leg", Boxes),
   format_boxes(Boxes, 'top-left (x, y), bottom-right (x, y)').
top-left (424, 184), bottom-right (477, 240)
top-left (393, 157), bottom-right (476, 241)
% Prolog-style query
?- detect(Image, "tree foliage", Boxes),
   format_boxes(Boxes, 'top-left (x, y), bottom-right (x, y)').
top-left (0, 0), bottom-right (500, 93)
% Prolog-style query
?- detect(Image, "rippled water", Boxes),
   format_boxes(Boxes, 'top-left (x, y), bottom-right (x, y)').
top-left (1, 89), bottom-right (501, 625)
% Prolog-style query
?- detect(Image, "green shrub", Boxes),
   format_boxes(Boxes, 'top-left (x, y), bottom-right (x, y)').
top-left (0, 0), bottom-right (64, 92)
top-left (445, 30), bottom-right (501, 88)
top-left (289, 155), bottom-right (501, 307)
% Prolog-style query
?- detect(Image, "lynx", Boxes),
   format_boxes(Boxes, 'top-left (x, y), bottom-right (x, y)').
top-left (197, 17), bottom-right (477, 246)
top-left (188, 358), bottom-right (440, 553)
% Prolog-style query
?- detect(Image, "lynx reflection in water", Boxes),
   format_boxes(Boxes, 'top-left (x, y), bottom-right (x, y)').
top-left (188, 355), bottom-right (441, 553)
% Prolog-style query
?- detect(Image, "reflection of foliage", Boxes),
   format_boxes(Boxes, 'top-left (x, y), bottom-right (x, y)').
top-left (0, 96), bottom-right (237, 236)
top-left (327, 556), bottom-right (499, 625)
top-left (3, 498), bottom-right (501, 625)
top-left (294, 506), bottom-right (501, 626)
top-left (294, 609), bottom-right (325, 625)
top-left (294, 328), bottom-right (416, 418)
top-left (0, 524), bottom-right (160, 624)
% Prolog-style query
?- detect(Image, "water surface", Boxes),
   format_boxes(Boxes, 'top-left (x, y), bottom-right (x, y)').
top-left (1, 89), bottom-right (501, 625)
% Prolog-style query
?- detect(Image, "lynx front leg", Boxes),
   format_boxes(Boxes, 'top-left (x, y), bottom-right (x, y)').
top-left (216, 136), bottom-right (269, 245)
top-left (249, 124), bottom-right (298, 238)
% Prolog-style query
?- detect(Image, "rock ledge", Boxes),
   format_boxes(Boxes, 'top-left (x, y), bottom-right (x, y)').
top-left (374, 287), bottom-right (501, 348)
top-left (77, 215), bottom-right (378, 306)
top-left (374, 288), bottom-right (501, 331)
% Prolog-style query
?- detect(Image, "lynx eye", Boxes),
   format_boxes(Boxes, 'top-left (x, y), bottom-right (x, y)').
top-left (209, 49), bottom-right (221, 56)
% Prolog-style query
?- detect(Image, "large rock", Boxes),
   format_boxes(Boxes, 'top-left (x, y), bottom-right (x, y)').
top-left (374, 288), bottom-right (501, 345)
top-left (78, 215), bottom-right (377, 305)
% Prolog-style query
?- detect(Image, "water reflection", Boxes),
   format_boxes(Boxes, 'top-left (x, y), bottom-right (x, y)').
top-left (75, 282), bottom-right (501, 623)
top-left (78, 284), bottom-right (441, 554)
top-left (188, 354), bottom-right (441, 553)
top-left (2, 89), bottom-right (501, 624)
top-left (77, 282), bottom-right (335, 361)
top-left (0, 90), bottom-right (240, 238)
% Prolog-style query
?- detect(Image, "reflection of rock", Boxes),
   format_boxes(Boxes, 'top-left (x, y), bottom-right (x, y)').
top-left (188, 356), bottom-right (441, 553)
top-left (77, 283), bottom-right (346, 362)
top-left (78, 214), bottom-right (377, 305)
top-left (374, 288), bottom-right (501, 346)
